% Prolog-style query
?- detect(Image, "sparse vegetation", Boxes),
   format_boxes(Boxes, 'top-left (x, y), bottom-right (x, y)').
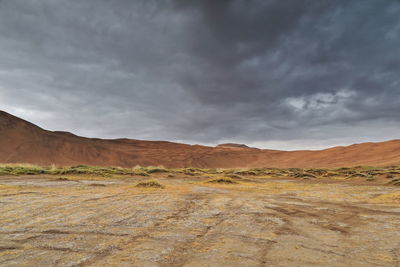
top-left (1, 164), bottom-right (400, 185)
top-left (135, 180), bottom-right (165, 188)
top-left (89, 183), bottom-right (107, 187)
top-left (290, 172), bottom-right (317, 179)
top-left (225, 173), bottom-right (243, 179)
top-left (366, 175), bottom-right (376, 181)
top-left (0, 164), bottom-right (47, 175)
top-left (146, 166), bottom-right (168, 174)
top-left (348, 173), bottom-right (367, 178)
top-left (206, 177), bottom-right (238, 184)
top-left (233, 170), bottom-right (258, 176)
top-left (389, 178), bottom-right (400, 186)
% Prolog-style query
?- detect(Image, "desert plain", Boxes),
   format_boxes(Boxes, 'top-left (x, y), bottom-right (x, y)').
top-left (1, 166), bottom-right (399, 267)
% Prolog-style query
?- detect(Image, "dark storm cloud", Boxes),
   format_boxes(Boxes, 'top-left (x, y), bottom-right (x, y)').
top-left (0, 0), bottom-right (399, 149)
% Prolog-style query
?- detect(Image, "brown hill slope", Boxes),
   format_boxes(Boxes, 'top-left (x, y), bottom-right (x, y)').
top-left (1, 110), bottom-right (400, 168)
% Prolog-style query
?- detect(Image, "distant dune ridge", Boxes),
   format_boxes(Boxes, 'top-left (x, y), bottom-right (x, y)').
top-left (216, 143), bottom-right (251, 149)
top-left (1, 110), bottom-right (400, 168)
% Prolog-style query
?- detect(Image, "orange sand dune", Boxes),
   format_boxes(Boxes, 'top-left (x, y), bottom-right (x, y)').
top-left (1, 110), bottom-right (400, 168)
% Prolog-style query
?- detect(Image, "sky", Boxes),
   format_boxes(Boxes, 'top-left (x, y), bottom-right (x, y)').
top-left (0, 0), bottom-right (400, 150)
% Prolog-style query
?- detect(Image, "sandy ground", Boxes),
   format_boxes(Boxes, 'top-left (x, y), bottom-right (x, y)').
top-left (1, 175), bottom-right (400, 267)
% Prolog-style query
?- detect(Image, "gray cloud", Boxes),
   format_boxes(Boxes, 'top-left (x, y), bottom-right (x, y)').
top-left (0, 0), bottom-right (399, 149)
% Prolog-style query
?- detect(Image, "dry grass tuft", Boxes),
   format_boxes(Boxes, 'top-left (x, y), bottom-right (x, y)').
top-left (2, 164), bottom-right (400, 185)
top-left (135, 180), bottom-right (165, 188)
top-left (389, 178), bottom-right (400, 186)
top-left (206, 177), bottom-right (238, 184)
top-left (89, 183), bottom-right (107, 187)
top-left (232, 170), bottom-right (258, 176)
top-left (225, 173), bottom-right (243, 179)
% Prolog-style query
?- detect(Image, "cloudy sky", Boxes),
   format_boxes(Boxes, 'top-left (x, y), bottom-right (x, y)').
top-left (1, 0), bottom-right (399, 150)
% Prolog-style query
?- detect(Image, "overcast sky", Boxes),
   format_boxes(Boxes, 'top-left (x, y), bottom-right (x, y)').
top-left (1, 0), bottom-right (400, 150)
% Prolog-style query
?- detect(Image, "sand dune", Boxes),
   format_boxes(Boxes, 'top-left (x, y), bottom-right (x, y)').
top-left (1, 110), bottom-right (400, 168)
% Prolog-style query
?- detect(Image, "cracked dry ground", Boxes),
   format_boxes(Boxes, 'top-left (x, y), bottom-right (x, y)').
top-left (1, 176), bottom-right (400, 267)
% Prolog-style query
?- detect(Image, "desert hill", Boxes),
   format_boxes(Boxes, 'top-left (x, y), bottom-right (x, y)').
top-left (1, 110), bottom-right (400, 168)
top-left (216, 143), bottom-right (251, 149)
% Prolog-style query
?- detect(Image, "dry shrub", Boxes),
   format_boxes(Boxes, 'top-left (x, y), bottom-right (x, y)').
top-left (206, 177), bottom-right (238, 184)
top-left (146, 166), bottom-right (168, 174)
top-left (135, 180), bottom-right (165, 188)
top-left (292, 172), bottom-right (316, 179)
top-left (233, 170), bottom-right (258, 176)
top-left (389, 178), bottom-right (400, 186)
top-left (226, 173), bottom-right (243, 179)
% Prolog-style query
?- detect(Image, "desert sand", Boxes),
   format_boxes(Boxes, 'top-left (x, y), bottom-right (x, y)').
top-left (0, 172), bottom-right (399, 266)
top-left (1, 110), bottom-right (400, 168)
